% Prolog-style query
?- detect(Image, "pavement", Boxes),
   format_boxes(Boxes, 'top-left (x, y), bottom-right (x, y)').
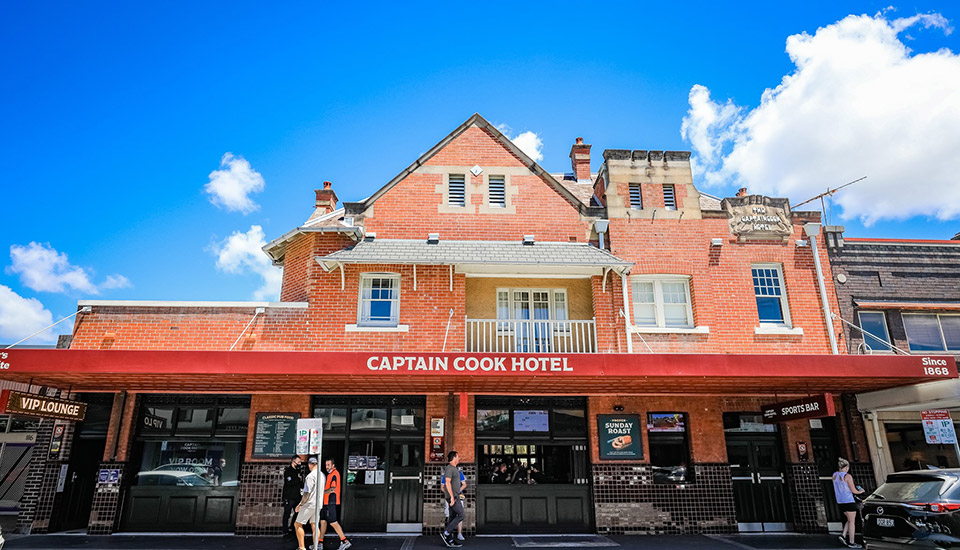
top-left (1, 533), bottom-right (861, 550)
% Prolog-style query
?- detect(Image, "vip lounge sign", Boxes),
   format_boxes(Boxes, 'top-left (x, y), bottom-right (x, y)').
top-left (761, 393), bottom-right (835, 424)
top-left (722, 195), bottom-right (792, 241)
top-left (0, 390), bottom-right (87, 421)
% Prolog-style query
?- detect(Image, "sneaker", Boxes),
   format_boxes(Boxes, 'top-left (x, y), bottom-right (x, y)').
top-left (450, 540), bottom-right (463, 548)
top-left (846, 544), bottom-right (862, 549)
top-left (457, 533), bottom-right (465, 541)
top-left (441, 533), bottom-right (453, 547)
top-left (339, 540), bottom-right (352, 550)
top-left (838, 536), bottom-right (847, 546)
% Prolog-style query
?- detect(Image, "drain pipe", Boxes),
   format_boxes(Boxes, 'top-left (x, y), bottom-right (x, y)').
top-left (804, 223), bottom-right (838, 355)
top-left (620, 272), bottom-right (634, 353)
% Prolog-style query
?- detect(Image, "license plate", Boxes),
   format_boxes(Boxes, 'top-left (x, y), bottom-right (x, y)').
top-left (876, 517), bottom-right (895, 527)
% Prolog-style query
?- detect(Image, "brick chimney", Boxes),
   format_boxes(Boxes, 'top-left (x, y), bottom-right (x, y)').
top-left (315, 181), bottom-right (338, 215)
top-left (569, 137), bottom-right (592, 182)
top-left (736, 187), bottom-right (748, 197)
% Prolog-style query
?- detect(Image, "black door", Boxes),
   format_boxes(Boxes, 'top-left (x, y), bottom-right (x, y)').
top-left (811, 418), bottom-right (844, 525)
top-left (386, 439), bottom-right (424, 532)
top-left (726, 435), bottom-right (792, 532)
top-left (59, 437), bottom-right (106, 531)
top-left (342, 438), bottom-right (387, 531)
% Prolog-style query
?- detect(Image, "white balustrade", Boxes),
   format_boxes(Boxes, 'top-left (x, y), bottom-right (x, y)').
top-left (464, 318), bottom-right (597, 353)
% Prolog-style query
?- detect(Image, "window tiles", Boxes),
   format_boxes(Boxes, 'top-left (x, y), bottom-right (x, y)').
top-left (448, 174), bottom-right (465, 207)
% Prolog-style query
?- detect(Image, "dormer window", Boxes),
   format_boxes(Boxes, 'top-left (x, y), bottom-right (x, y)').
top-left (489, 175), bottom-right (506, 208)
top-left (662, 184), bottom-right (677, 210)
top-left (448, 174), bottom-right (466, 207)
top-left (629, 183), bottom-right (643, 209)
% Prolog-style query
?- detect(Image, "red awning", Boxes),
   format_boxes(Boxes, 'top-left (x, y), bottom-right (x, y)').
top-left (0, 350), bottom-right (955, 395)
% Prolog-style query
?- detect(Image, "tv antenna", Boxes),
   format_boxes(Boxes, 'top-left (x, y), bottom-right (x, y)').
top-left (793, 177), bottom-right (866, 224)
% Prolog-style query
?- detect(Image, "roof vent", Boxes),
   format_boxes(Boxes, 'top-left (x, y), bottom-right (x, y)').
top-left (427, 233), bottom-right (440, 244)
top-left (522, 235), bottom-right (535, 246)
top-left (365, 232), bottom-right (377, 241)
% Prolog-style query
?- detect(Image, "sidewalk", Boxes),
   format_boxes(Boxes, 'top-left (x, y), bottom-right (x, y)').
top-left (1, 533), bottom-right (855, 550)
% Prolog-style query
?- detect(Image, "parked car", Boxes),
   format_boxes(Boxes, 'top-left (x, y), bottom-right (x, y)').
top-left (137, 470), bottom-right (212, 487)
top-left (862, 469), bottom-right (960, 549)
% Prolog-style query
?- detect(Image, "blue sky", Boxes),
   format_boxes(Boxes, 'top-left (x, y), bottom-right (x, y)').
top-left (2, 1), bottom-right (959, 343)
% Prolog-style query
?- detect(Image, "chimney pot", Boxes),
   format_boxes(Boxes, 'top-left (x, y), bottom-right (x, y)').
top-left (314, 182), bottom-right (339, 215)
top-left (576, 137), bottom-right (584, 145)
top-left (323, 181), bottom-right (332, 189)
top-left (737, 187), bottom-right (748, 197)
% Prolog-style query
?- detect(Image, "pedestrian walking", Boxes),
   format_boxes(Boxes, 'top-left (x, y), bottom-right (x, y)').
top-left (294, 457), bottom-right (321, 550)
top-left (282, 455), bottom-right (304, 539)
top-left (440, 450), bottom-right (464, 548)
top-left (317, 458), bottom-right (351, 550)
top-left (833, 458), bottom-right (865, 549)
top-left (442, 468), bottom-right (466, 541)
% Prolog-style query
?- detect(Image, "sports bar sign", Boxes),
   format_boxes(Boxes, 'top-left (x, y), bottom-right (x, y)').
top-left (0, 389), bottom-right (87, 421)
top-left (761, 393), bottom-right (835, 424)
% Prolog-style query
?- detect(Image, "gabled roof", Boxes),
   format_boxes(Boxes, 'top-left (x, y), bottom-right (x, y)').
top-left (316, 238), bottom-right (632, 275)
top-left (342, 113), bottom-right (604, 217)
top-left (262, 208), bottom-right (363, 265)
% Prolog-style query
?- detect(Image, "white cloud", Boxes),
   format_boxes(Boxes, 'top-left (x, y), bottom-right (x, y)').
top-left (497, 124), bottom-right (544, 163)
top-left (204, 153), bottom-right (265, 214)
top-left (0, 285), bottom-right (57, 344)
top-left (681, 12), bottom-right (960, 225)
top-left (8, 242), bottom-right (129, 295)
top-left (212, 225), bottom-right (282, 300)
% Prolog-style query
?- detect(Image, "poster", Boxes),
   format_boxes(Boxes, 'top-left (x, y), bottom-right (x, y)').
top-left (922, 409), bottom-right (957, 444)
top-left (597, 414), bottom-right (642, 460)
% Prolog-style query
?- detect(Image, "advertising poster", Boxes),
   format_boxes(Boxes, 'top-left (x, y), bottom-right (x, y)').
top-left (597, 414), bottom-right (642, 460)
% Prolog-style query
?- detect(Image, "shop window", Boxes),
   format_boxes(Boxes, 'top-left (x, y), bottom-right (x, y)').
top-left (478, 443), bottom-right (581, 485)
top-left (751, 264), bottom-right (791, 326)
top-left (216, 407), bottom-right (249, 434)
top-left (135, 440), bottom-right (243, 487)
top-left (857, 311), bottom-right (891, 351)
top-left (313, 407), bottom-right (348, 432)
top-left (448, 174), bottom-right (466, 207)
top-left (346, 440), bottom-right (386, 485)
top-left (358, 274), bottom-right (400, 327)
top-left (350, 408), bottom-right (387, 431)
top-left (903, 313), bottom-right (960, 352)
top-left (477, 409), bottom-right (510, 433)
top-left (176, 407), bottom-right (215, 434)
top-left (142, 406), bottom-right (175, 435)
top-left (647, 413), bottom-right (692, 483)
top-left (391, 442), bottom-right (423, 468)
top-left (553, 409), bottom-right (587, 437)
top-left (390, 407), bottom-right (425, 432)
top-left (489, 175), bottom-right (506, 207)
top-left (885, 422), bottom-right (959, 471)
top-left (631, 276), bottom-right (693, 328)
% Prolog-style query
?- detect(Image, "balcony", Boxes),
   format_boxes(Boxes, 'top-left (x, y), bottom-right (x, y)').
top-left (465, 319), bottom-right (597, 353)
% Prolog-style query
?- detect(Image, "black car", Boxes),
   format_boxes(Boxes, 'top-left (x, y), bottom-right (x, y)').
top-left (863, 469), bottom-right (960, 549)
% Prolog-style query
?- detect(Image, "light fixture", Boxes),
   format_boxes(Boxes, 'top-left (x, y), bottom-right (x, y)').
top-left (710, 238), bottom-right (723, 246)
top-left (522, 235), bottom-right (535, 245)
top-left (427, 233), bottom-right (440, 244)
top-left (613, 405), bottom-right (625, 412)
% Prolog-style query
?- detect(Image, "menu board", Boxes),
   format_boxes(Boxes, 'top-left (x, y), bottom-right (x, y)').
top-left (252, 413), bottom-right (300, 458)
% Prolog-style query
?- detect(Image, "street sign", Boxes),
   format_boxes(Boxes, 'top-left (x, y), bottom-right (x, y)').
top-left (921, 410), bottom-right (957, 445)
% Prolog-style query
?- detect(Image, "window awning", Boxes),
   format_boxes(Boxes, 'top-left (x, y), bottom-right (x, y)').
top-left (855, 300), bottom-right (960, 311)
top-left (315, 239), bottom-right (633, 276)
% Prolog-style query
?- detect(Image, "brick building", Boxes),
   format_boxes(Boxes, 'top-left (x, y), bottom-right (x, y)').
top-left (1, 114), bottom-right (955, 536)
top-left (825, 229), bottom-right (960, 484)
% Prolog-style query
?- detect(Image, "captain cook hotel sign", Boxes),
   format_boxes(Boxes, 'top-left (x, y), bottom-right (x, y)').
top-left (366, 354), bottom-right (574, 372)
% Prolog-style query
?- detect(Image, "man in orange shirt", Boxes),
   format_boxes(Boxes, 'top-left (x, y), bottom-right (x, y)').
top-left (318, 458), bottom-right (351, 550)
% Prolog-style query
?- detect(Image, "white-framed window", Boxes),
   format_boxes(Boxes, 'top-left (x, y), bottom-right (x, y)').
top-left (902, 313), bottom-right (960, 352)
top-left (448, 174), bottom-right (465, 207)
top-left (358, 274), bottom-right (400, 326)
top-left (631, 276), bottom-right (693, 328)
top-left (489, 175), bottom-right (506, 207)
top-left (496, 288), bottom-right (569, 325)
top-left (662, 184), bottom-right (677, 210)
top-left (629, 183), bottom-right (643, 209)
top-left (857, 311), bottom-right (892, 352)
top-left (751, 264), bottom-right (791, 326)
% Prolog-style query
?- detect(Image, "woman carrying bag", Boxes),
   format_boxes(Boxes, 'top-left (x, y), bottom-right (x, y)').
top-left (833, 458), bottom-right (866, 549)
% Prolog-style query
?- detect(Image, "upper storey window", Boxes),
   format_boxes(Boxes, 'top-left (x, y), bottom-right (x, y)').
top-left (489, 175), bottom-right (506, 208)
top-left (448, 174), bottom-right (466, 207)
top-left (629, 184), bottom-right (643, 209)
top-left (359, 274), bottom-right (400, 326)
top-left (631, 276), bottom-right (693, 328)
top-left (752, 265), bottom-right (791, 326)
top-left (903, 313), bottom-right (960, 352)
top-left (857, 311), bottom-right (891, 352)
top-left (662, 184), bottom-right (677, 210)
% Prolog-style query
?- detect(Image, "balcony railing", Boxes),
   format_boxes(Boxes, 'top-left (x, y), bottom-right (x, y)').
top-left (465, 318), bottom-right (597, 353)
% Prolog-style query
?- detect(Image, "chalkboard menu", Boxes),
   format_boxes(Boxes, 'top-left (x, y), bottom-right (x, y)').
top-left (252, 413), bottom-right (300, 458)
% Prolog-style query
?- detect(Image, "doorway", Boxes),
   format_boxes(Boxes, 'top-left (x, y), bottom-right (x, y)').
top-left (57, 392), bottom-right (112, 532)
top-left (811, 418), bottom-right (844, 529)
top-left (724, 413), bottom-right (792, 532)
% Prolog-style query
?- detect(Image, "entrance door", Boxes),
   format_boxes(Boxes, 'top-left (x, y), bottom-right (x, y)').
top-left (726, 435), bottom-right (792, 532)
top-left (342, 439), bottom-right (387, 531)
top-left (59, 437), bottom-right (106, 531)
top-left (811, 418), bottom-right (844, 529)
top-left (386, 440), bottom-right (423, 533)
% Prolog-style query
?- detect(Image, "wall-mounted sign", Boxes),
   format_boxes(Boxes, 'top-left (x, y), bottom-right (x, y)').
top-left (142, 413), bottom-right (167, 431)
top-left (761, 393), bottom-right (835, 424)
top-left (252, 412), bottom-right (300, 459)
top-left (430, 418), bottom-right (445, 462)
top-left (295, 418), bottom-right (324, 456)
top-left (722, 195), bottom-right (792, 241)
top-left (921, 409), bottom-right (957, 445)
top-left (796, 441), bottom-right (810, 462)
top-left (56, 464), bottom-right (69, 493)
top-left (97, 468), bottom-right (121, 484)
top-left (50, 421), bottom-right (66, 456)
top-left (0, 390), bottom-right (87, 421)
top-left (597, 414), bottom-right (642, 460)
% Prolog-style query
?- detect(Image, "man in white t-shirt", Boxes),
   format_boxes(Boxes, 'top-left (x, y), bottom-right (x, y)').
top-left (294, 457), bottom-right (320, 550)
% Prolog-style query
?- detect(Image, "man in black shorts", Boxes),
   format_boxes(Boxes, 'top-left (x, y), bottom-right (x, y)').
top-left (318, 458), bottom-right (351, 550)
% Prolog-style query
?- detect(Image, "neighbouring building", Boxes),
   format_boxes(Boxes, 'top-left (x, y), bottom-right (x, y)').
top-left (1, 114), bottom-right (955, 536)
top-left (826, 228), bottom-right (960, 484)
